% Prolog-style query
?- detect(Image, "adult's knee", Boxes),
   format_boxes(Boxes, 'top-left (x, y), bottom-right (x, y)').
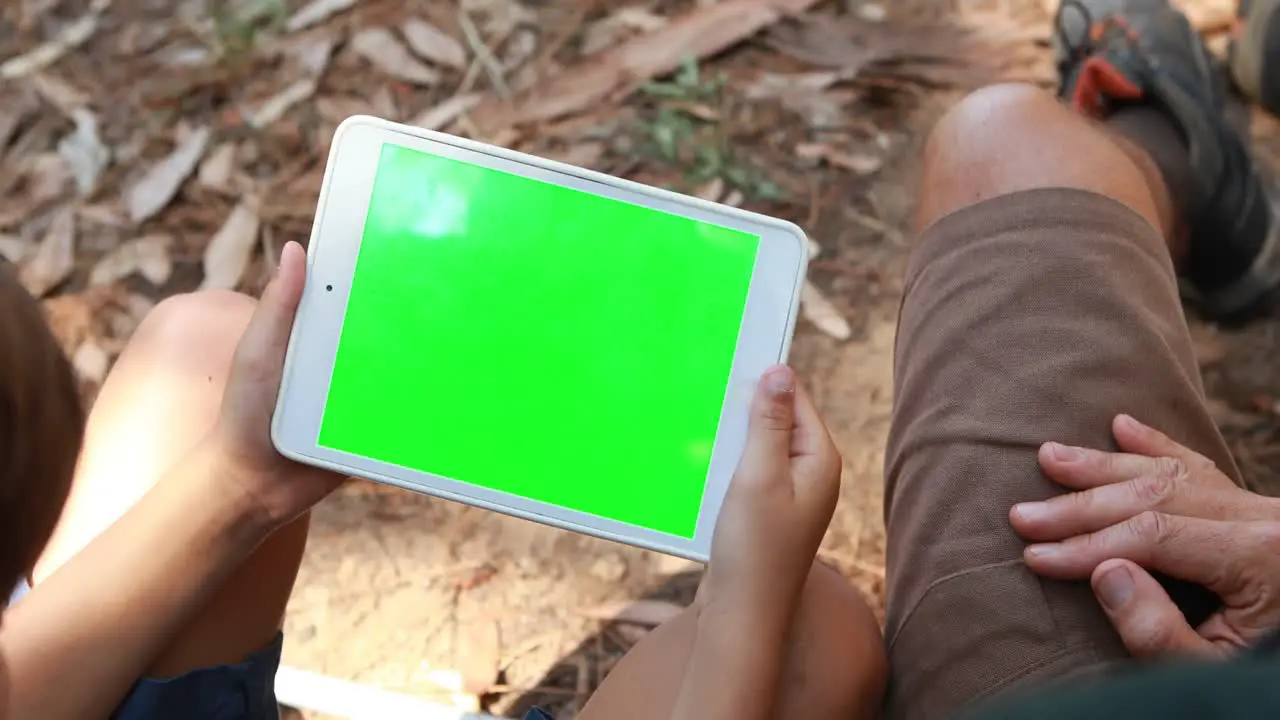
top-left (918, 83), bottom-right (1161, 230)
top-left (130, 290), bottom-right (255, 371)
top-left (927, 83), bottom-right (1060, 159)
top-left (780, 563), bottom-right (887, 720)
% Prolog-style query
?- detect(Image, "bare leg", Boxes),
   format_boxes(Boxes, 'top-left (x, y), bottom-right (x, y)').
top-left (31, 291), bottom-right (310, 677)
top-left (579, 563), bottom-right (886, 720)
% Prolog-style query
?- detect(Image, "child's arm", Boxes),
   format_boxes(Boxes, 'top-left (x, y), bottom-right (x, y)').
top-left (670, 366), bottom-right (842, 720)
top-left (0, 242), bottom-right (343, 720)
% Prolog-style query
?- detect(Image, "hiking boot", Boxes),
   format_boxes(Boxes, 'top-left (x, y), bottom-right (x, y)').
top-left (1055, 0), bottom-right (1280, 323)
top-left (1230, 0), bottom-right (1280, 116)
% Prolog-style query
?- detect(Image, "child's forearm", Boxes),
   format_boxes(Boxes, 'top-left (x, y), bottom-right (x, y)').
top-left (670, 599), bottom-right (796, 720)
top-left (0, 438), bottom-right (274, 720)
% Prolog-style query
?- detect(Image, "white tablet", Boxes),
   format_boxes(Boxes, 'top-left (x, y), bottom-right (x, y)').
top-left (272, 116), bottom-right (808, 560)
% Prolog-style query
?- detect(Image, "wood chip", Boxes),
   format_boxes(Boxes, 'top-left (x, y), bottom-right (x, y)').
top-left (201, 198), bottom-right (261, 290)
top-left (350, 28), bottom-right (441, 86)
top-left (403, 18), bottom-right (467, 69)
top-left (1, 11), bottom-right (102, 79)
top-left (470, 0), bottom-right (822, 135)
top-left (582, 599), bottom-right (686, 626)
top-left (410, 93), bottom-right (483, 131)
top-left (19, 209), bottom-right (75, 297)
top-left (89, 234), bottom-right (172, 287)
top-left (285, 0), bottom-right (356, 33)
top-left (126, 126), bottom-right (210, 224)
top-left (57, 109), bottom-right (110, 195)
top-left (198, 143), bottom-right (236, 191)
top-left (801, 280), bottom-right (851, 340)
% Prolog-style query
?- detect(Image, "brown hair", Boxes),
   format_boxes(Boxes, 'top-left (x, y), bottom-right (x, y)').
top-left (0, 261), bottom-right (83, 597)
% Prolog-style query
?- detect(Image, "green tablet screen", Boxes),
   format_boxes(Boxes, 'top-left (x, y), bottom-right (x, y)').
top-left (318, 143), bottom-right (759, 538)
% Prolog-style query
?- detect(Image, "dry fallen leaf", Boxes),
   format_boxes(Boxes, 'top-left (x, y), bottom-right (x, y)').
top-left (0, 234), bottom-right (25, 263)
top-left (280, 31), bottom-right (336, 76)
top-left (858, 2), bottom-right (888, 22)
top-left (411, 93), bottom-right (483, 131)
top-left (801, 280), bottom-right (851, 340)
top-left (350, 28), bottom-right (440, 86)
top-left (19, 209), bottom-right (75, 297)
top-left (1189, 322), bottom-right (1226, 368)
top-left (543, 141), bottom-right (605, 168)
top-left (612, 624), bottom-right (651, 645)
top-left (30, 72), bottom-right (91, 116)
top-left (198, 143), bottom-right (236, 191)
top-left (71, 338), bottom-right (110, 385)
top-left (403, 18), bottom-right (467, 69)
top-left (57, 109), bottom-right (110, 195)
top-left (285, 0), bottom-right (356, 32)
top-left (201, 198), bottom-right (261, 290)
top-left (471, 0), bottom-right (822, 134)
top-left (126, 126), bottom-right (211, 224)
top-left (0, 87), bottom-right (39, 156)
top-left (316, 96), bottom-right (371, 124)
top-left (696, 177), bottom-right (725, 202)
top-left (89, 234), bottom-right (173, 287)
top-left (245, 77), bottom-right (319, 129)
top-left (796, 142), bottom-right (881, 174)
top-left (26, 153), bottom-right (72, 205)
top-left (455, 619), bottom-right (501, 697)
top-left (422, 669), bottom-right (481, 712)
top-left (581, 7), bottom-right (670, 55)
top-left (582, 599), bottom-right (686, 626)
top-left (0, 10), bottom-right (102, 79)
top-left (77, 203), bottom-right (127, 228)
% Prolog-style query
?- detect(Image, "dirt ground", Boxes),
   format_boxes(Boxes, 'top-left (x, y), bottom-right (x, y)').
top-left (4, 0), bottom-right (1280, 718)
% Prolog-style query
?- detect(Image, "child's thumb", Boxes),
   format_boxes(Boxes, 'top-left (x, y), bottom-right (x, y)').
top-left (740, 365), bottom-right (797, 470)
top-left (233, 241), bottom-right (307, 376)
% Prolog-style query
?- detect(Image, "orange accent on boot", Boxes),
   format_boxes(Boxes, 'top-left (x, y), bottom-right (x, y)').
top-left (1071, 56), bottom-right (1144, 117)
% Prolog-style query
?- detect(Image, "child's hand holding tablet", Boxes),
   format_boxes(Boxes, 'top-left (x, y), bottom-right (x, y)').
top-left (272, 115), bottom-right (811, 560)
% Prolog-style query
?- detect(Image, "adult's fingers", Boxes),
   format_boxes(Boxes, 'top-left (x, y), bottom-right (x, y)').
top-left (1112, 414), bottom-right (1215, 468)
top-left (1011, 471), bottom-right (1248, 542)
top-left (1023, 512), bottom-right (1246, 593)
top-left (1038, 442), bottom-right (1183, 490)
top-left (1091, 559), bottom-right (1221, 660)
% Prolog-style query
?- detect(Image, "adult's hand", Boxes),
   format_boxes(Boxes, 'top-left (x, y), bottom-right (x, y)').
top-left (1009, 414), bottom-right (1280, 659)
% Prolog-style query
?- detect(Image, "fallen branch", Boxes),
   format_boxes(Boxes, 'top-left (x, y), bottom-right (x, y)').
top-left (469, 0), bottom-right (822, 137)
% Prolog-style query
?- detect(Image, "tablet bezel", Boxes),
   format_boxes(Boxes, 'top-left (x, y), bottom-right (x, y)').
top-left (272, 115), bottom-right (808, 561)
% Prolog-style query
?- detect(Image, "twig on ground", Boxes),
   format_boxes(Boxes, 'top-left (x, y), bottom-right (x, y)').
top-left (845, 207), bottom-right (905, 244)
top-left (458, 8), bottom-right (511, 98)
